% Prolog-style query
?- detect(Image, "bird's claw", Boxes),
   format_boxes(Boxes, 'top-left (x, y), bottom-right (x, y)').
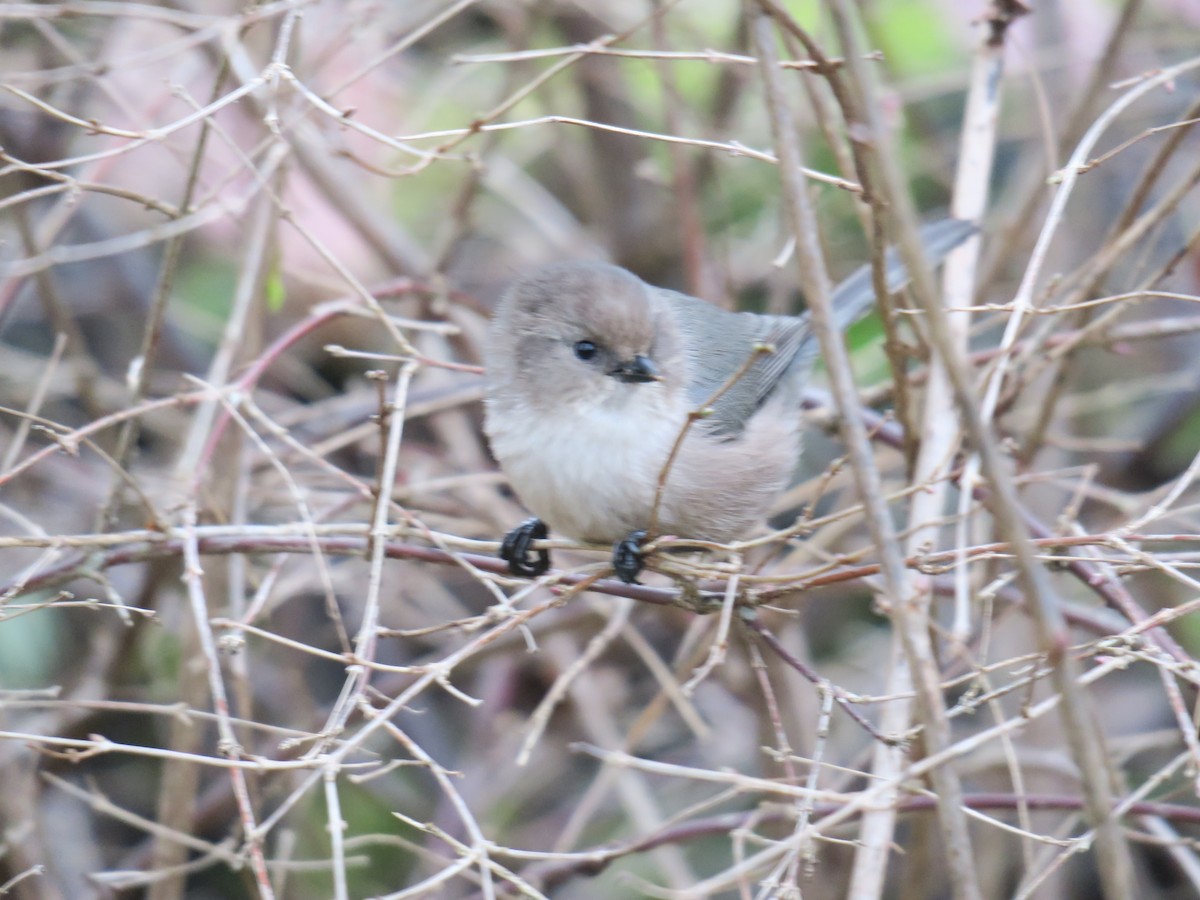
top-left (500, 518), bottom-right (550, 577)
top-left (613, 530), bottom-right (648, 584)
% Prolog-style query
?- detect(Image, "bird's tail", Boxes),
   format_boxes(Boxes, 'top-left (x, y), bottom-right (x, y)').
top-left (830, 217), bottom-right (978, 332)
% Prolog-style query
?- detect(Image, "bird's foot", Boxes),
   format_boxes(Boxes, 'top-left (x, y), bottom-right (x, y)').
top-left (612, 530), bottom-right (648, 584)
top-left (500, 518), bottom-right (550, 577)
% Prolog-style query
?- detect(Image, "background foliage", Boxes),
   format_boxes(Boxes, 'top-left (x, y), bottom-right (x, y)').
top-left (2, 1), bottom-right (1200, 898)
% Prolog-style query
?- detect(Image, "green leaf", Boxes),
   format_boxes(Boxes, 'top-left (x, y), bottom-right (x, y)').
top-left (266, 269), bottom-right (286, 312)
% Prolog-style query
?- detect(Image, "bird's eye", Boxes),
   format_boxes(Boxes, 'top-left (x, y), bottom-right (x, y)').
top-left (573, 340), bottom-right (598, 361)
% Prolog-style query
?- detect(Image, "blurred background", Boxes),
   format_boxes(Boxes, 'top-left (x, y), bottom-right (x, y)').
top-left (1, 1), bottom-right (1200, 897)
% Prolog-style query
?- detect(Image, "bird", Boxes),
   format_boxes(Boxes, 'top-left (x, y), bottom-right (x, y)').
top-left (484, 218), bottom-right (976, 583)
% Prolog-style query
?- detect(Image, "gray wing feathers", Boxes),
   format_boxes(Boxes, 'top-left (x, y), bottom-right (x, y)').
top-left (829, 217), bottom-right (977, 331)
top-left (664, 218), bottom-right (976, 439)
top-left (664, 290), bottom-right (811, 438)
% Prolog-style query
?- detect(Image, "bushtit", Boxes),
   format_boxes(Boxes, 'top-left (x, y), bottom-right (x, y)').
top-left (485, 219), bottom-right (975, 583)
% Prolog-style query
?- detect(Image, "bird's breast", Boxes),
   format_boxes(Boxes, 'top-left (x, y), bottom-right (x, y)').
top-left (486, 392), bottom-right (685, 543)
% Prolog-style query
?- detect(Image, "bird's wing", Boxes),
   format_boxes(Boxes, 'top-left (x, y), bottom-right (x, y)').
top-left (659, 218), bottom-right (977, 438)
top-left (828, 217), bottom-right (977, 330)
top-left (662, 290), bottom-right (814, 439)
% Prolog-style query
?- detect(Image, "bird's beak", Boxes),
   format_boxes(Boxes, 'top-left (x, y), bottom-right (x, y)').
top-left (608, 354), bottom-right (660, 384)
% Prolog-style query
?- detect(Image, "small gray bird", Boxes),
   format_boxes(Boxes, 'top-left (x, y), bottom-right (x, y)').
top-left (485, 219), bottom-right (975, 582)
